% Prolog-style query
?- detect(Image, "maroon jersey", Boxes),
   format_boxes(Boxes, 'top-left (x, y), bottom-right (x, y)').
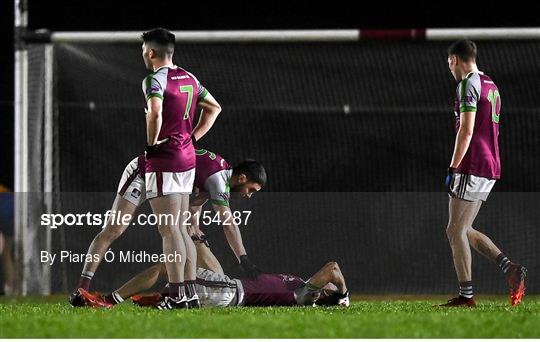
top-left (453, 71), bottom-right (501, 179)
top-left (142, 66), bottom-right (208, 172)
top-left (193, 149), bottom-right (232, 205)
top-left (241, 273), bottom-right (306, 306)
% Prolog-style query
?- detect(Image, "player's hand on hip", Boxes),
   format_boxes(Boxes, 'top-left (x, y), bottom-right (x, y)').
top-left (239, 255), bottom-right (261, 279)
top-left (145, 138), bottom-right (168, 159)
top-left (145, 144), bottom-right (158, 159)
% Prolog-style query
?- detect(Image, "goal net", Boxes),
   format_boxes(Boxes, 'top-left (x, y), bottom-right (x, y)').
top-left (17, 32), bottom-right (540, 295)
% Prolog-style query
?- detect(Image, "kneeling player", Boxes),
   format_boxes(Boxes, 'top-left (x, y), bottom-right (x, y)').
top-left (70, 150), bottom-right (266, 308)
top-left (189, 148), bottom-right (265, 278)
top-left (79, 239), bottom-right (350, 308)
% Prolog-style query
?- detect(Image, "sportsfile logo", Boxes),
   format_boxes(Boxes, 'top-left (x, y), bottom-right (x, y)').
top-left (40, 210), bottom-right (252, 229)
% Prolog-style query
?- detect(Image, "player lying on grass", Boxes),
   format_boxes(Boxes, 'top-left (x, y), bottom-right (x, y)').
top-left (70, 149), bottom-right (266, 309)
top-left (78, 238), bottom-right (350, 308)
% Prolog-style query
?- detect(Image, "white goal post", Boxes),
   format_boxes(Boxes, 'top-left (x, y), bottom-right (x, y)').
top-left (49, 28), bottom-right (540, 43)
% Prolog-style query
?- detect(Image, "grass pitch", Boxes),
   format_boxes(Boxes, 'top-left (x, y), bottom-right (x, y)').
top-left (0, 295), bottom-right (538, 338)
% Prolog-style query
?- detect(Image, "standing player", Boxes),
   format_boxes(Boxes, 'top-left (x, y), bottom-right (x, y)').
top-left (441, 40), bottom-right (526, 307)
top-left (141, 28), bottom-right (222, 309)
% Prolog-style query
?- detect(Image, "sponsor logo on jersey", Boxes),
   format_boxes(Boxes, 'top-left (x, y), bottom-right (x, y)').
top-left (131, 188), bottom-right (141, 199)
top-left (171, 75), bottom-right (190, 80)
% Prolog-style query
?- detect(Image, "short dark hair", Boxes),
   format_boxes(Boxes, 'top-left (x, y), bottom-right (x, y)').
top-left (141, 28), bottom-right (175, 58)
top-left (447, 39), bottom-right (477, 61)
top-left (233, 159), bottom-right (267, 187)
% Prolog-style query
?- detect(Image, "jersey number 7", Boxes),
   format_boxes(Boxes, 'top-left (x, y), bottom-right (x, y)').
top-left (179, 85), bottom-right (193, 120)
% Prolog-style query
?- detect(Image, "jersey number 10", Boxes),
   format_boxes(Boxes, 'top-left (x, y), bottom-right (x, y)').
top-left (487, 89), bottom-right (500, 124)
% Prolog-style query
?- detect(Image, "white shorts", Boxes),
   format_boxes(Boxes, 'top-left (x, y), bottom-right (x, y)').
top-left (449, 173), bottom-right (496, 202)
top-left (145, 169), bottom-right (195, 200)
top-left (195, 267), bottom-right (244, 307)
top-left (117, 157), bottom-right (195, 205)
top-left (117, 157), bottom-right (146, 206)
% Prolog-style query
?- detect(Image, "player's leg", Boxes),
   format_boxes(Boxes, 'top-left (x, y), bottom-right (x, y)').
top-left (195, 240), bottom-right (224, 275)
top-left (69, 195), bottom-right (139, 307)
top-left (78, 263), bottom-right (166, 308)
top-left (466, 201), bottom-right (526, 306)
top-left (72, 156), bottom-right (145, 299)
top-left (77, 195), bottom-right (137, 290)
top-left (441, 197), bottom-right (479, 307)
top-left (105, 237), bottom-right (225, 308)
top-left (466, 201), bottom-right (501, 260)
top-left (447, 197), bottom-right (477, 282)
top-left (115, 263), bottom-right (166, 302)
top-left (148, 193), bottom-right (188, 309)
top-left (179, 193), bottom-right (200, 307)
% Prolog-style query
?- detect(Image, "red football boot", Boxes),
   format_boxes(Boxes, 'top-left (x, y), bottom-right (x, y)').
top-left (131, 292), bottom-right (163, 307)
top-left (506, 263), bottom-right (527, 306)
top-left (78, 288), bottom-right (113, 309)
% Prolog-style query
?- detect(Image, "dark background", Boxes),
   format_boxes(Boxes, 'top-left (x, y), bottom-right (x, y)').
top-left (2, 1), bottom-right (539, 295)
top-left (42, 39), bottom-right (537, 293)
top-left (1, 1), bottom-right (540, 189)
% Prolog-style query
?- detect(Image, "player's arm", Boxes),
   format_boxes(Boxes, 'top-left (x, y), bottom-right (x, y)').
top-left (146, 97), bottom-right (163, 146)
top-left (142, 75), bottom-right (165, 147)
top-left (187, 202), bottom-right (206, 240)
top-left (450, 111), bottom-right (475, 168)
top-left (305, 261), bottom-right (349, 307)
top-left (449, 77), bottom-right (479, 169)
top-left (212, 203), bottom-right (260, 278)
top-left (212, 204), bottom-right (247, 259)
top-left (191, 92), bottom-right (221, 142)
top-left (308, 261), bottom-right (348, 295)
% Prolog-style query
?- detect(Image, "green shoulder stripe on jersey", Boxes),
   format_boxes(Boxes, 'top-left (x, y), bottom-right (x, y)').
top-left (145, 75), bottom-right (154, 91)
top-left (146, 93), bottom-right (163, 101)
top-left (460, 106), bottom-right (477, 113)
top-left (199, 88), bottom-right (209, 100)
top-left (211, 199), bottom-right (229, 207)
top-left (195, 149), bottom-right (208, 156)
top-left (225, 178), bottom-right (230, 194)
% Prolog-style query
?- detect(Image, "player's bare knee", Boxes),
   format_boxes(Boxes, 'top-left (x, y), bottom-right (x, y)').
top-left (446, 223), bottom-right (461, 237)
top-left (447, 226), bottom-right (468, 245)
top-left (150, 263), bottom-right (167, 278)
top-left (325, 261), bottom-right (339, 270)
